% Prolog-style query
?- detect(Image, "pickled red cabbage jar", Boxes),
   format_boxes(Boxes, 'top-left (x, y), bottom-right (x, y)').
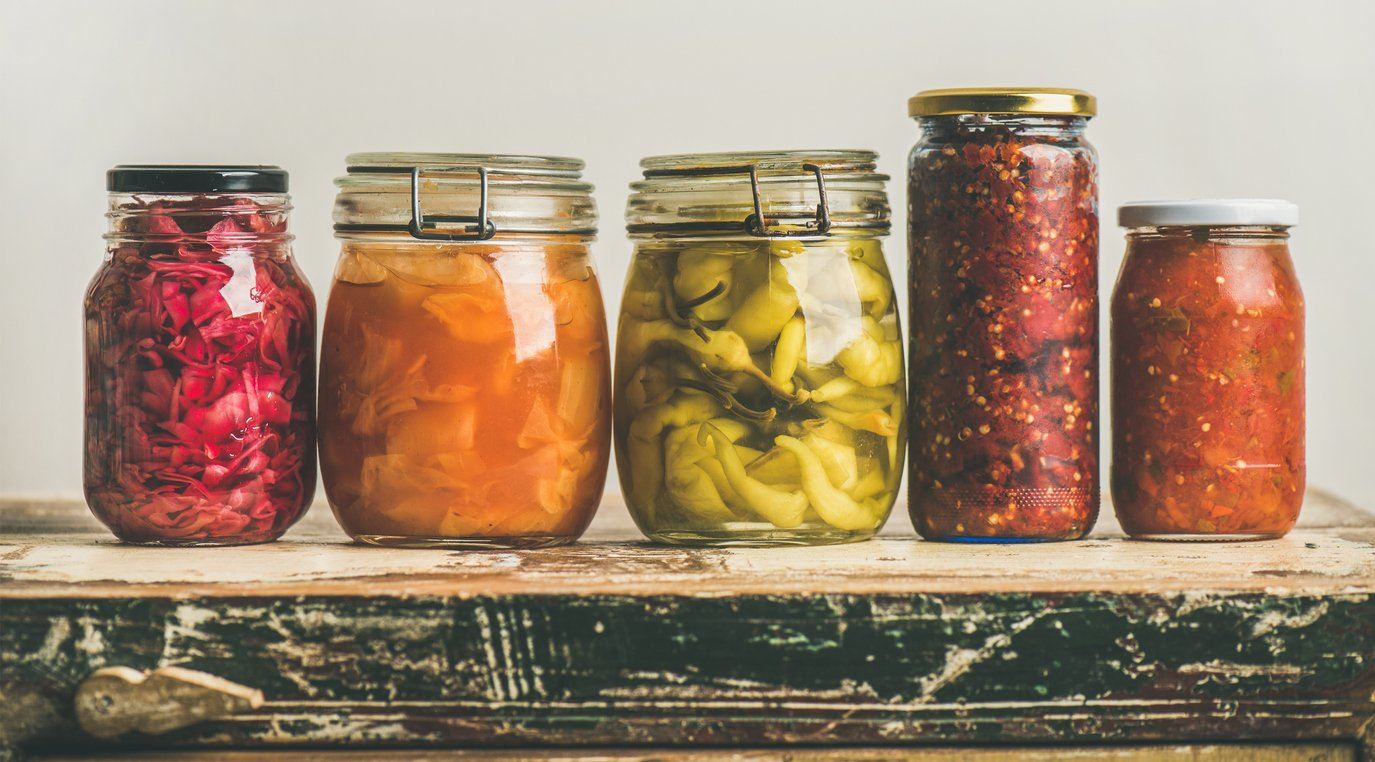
top-left (1112, 200), bottom-right (1305, 540)
top-left (906, 88), bottom-right (1100, 542)
top-left (84, 166), bottom-right (317, 545)
top-left (320, 153), bottom-right (611, 547)
top-left (617, 150), bottom-right (906, 546)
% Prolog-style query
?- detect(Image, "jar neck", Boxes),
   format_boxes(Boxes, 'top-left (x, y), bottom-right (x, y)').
top-left (106, 193), bottom-right (292, 243)
top-left (335, 231), bottom-right (594, 246)
top-left (1126, 225), bottom-right (1291, 243)
top-left (917, 114), bottom-right (1087, 139)
top-left (629, 228), bottom-right (886, 243)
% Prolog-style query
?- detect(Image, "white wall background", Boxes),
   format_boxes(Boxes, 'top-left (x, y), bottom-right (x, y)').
top-left (2, 0), bottom-right (1373, 517)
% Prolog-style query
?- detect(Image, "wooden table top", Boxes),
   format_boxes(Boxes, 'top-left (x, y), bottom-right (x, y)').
top-left (3, 491), bottom-right (1373, 756)
top-left (2, 490), bottom-right (1372, 599)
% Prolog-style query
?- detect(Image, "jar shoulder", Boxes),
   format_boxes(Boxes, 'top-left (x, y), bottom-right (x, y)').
top-left (1113, 240), bottom-right (1303, 318)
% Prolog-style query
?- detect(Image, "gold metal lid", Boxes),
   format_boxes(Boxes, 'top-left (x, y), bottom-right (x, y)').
top-left (908, 88), bottom-right (1096, 118)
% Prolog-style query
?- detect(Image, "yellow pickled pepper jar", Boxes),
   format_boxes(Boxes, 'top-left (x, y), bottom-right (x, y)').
top-left (615, 150), bottom-right (905, 546)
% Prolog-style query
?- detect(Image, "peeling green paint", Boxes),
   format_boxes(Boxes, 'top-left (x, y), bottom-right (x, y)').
top-left (3, 591), bottom-right (1373, 755)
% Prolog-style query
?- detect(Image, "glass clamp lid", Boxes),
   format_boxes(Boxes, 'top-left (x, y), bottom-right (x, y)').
top-left (627, 150), bottom-right (890, 239)
top-left (334, 153), bottom-right (597, 241)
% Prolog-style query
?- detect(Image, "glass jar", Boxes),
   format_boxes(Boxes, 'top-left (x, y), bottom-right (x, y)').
top-left (320, 153), bottom-right (611, 548)
top-left (84, 166), bottom-right (316, 545)
top-left (1112, 200), bottom-right (1305, 540)
top-left (906, 88), bottom-right (1100, 542)
top-left (617, 150), bottom-right (905, 546)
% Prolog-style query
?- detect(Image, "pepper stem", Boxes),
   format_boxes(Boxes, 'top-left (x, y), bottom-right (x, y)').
top-left (675, 378), bottom-right (778, 423)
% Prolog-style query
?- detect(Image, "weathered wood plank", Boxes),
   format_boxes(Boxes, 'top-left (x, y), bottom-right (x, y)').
top-left (4, 591), bottom-right (1373, 752)
top-left (2, 492), bottom-right (1373, 756)
top-left (2, 491), bottom-right (1373, 598)
top-left (34, 742), bottom-right (1363, 761)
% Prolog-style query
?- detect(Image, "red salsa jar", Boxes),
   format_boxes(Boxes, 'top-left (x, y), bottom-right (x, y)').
top-left (906, 88), bottom-right (1100, 542)
top-left (84, 166), bottom-right (317, 545)
top-left (1112, 200), bottom-right (1304, 540)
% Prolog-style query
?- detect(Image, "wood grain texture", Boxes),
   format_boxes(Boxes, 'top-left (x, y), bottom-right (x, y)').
top-left (34, 742), bottom-right (1364, 761)
top-left (2, 490), bottom-right (1372, 598)
top-left (2, 491), bottom-right (1373, 757)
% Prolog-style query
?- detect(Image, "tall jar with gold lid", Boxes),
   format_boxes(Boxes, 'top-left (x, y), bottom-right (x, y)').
top-left (906, 88), bottom-right (1100, 542)
top-left (617, 150), bottom-right (905, 546)
top-left (320, 153), bottom-right (612, 547)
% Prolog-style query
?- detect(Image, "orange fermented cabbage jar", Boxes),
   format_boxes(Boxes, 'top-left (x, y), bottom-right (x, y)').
top-left (320, 154), bottom-right (611, 547)
top-left (1111, 200), bottom-right (1304, 540)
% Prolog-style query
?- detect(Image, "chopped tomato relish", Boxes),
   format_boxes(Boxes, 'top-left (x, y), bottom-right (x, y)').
top-left (907, 115), bottom-right (1099, 541)
top-left (1111, 226), bottom-right (1304, 538)
top-left (83, 194), bottom-right (316, 544)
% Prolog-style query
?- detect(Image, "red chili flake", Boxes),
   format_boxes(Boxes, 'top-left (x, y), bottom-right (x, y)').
top-left (83, 195), bottom-right (316, 544)
top-left (908, 117), bottom-right (1099, 540)
top-left (1111, 229), bottom-right (1304, 538)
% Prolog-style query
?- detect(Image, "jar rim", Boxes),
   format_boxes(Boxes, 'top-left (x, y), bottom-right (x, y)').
top-left (627, 149), bottom-right (890, 239)
top-left (334, 152), bottom-right (597, 239)
top-left (639, 149), bottom-right (879, 174)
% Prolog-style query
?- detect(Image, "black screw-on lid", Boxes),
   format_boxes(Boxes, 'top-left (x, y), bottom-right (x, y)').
top-left (107, 165), bottom-right (289, 194)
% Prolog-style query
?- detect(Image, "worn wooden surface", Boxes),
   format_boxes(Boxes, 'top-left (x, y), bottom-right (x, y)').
top-left (2, 491), bottom-right (1373, 758)
top-left (33, 742), bottom-right (1364, 760)
top-left (73, 666), bottom-right (263, 739)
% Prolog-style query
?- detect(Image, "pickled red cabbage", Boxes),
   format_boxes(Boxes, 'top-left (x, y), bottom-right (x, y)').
top-left (83, 195), bottom-right (316, 544)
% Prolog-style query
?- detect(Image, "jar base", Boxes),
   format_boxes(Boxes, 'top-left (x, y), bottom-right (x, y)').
top-left (1126, 532), bottom-right (1286, 542)
top-left (351, 534), bottom-right (576, 549)
top-left (922, 534), bottom-right (1081, 544)
top-left (112, 535), bottom-right (284, 547)
top-left (644, 527), bottom-right (876, 547)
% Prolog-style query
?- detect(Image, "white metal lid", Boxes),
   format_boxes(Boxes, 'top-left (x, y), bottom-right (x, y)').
top-left (1118, 199), bottom-right (1298, 228)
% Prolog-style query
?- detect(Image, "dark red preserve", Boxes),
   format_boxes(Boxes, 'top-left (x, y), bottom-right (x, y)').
top-left (906, 88), bottom-right (1099, 541)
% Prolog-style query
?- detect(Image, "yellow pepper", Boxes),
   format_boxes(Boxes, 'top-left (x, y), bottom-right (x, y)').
top-left (835, 316), bottom-right (902, 387)
top-left (774, 435), bottom-right (879, 531)
top-left (621, 364), bottom-right (674, 417)
top-left (698, 423), bottom-right (807, 528)
top-left (845, 239), bottom-right (887, 270)
top-left (724, 259), bottom-right (799, 351)
top-left (769, 316), bottom-right (806, 394)
top-left (627, 394), bottom-right (720, 510)
top-left (746, 432), bottom-right (858, 493)
top-left (673, 247), bottom-right (736, 322)
top-left (848, 463), bottom-right (887, 501)
top-left (621, 319), bottom-right (800, 403)
top-left (814, 403), bottom-right (900, 437)
top-left (663, 420), bottom-right (751, 523)
top-left (849, 260), bottom-right (893, 319)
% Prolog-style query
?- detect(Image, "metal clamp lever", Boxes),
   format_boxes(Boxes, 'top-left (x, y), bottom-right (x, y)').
top-left (745, 162), bottom-right (832, 237)
top-left (639, 161), bottom-right (833, 238)
top-left (408, 166), bottom-right (497, 242)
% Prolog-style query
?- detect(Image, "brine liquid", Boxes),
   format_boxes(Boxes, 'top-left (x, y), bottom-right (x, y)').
top-left (614, 238), bottom-right (905, 545)
top-left (319, 240), bottom-right (611, 546)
